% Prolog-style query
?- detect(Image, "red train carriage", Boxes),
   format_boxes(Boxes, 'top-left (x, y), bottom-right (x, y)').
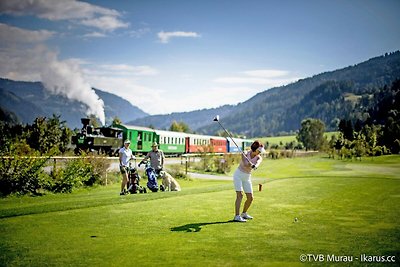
top-left (185, 134), bottom-right (227, 153)
top-left (210, 136), bottom-right (227, 153)
top-left (185, 134), bottom-right (210, 153)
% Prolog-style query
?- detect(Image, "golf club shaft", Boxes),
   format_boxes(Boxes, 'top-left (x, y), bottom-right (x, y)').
top-left (216, 121), bottom-right (253, 166)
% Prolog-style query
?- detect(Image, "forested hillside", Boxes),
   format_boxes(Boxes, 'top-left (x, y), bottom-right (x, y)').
top-left (128, 105), bottom-right (235, 131)
top-left (198, 51), bottom-right (400, 137)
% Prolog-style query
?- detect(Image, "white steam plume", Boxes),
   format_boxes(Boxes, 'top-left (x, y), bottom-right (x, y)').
top-left (40, 51), bottom-right (105, 125)
top-left (0, 23), bottom-right (106, 125)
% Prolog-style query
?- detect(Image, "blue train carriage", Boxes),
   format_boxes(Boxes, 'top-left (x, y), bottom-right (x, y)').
top-left (226, 137), bottom-right (254, 153)
top-left (154, 130), bottom-right (187, 155)
top-left (114, 124), bottom-right (156, 154)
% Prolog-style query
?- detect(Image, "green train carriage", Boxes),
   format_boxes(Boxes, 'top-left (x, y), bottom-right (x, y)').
top-left (154, 130), bottom-right (187, 154)
top-left (114, 124), bottom-right (156, 154)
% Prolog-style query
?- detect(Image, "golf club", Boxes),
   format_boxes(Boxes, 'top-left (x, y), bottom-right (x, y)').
top-left (213, 115), bottom-right (254, 166)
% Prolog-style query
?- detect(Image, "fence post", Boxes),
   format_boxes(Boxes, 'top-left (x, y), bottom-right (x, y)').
top-left (185, 155), bottom-right (188, 175)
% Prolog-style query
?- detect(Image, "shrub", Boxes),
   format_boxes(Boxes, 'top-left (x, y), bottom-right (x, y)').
top-left (85, 156), bottom-right (111, 185)
top-left (193, 153), bottom-right (240, 174)
top-left (166, 164), bottom-right (188, 179)
top-left (269, 150), bottom-right (280, 159)
top-left (50, 156), bottom-right (110, 193)
top-left (52, 158), bottom-right (93, 193)
top-left (0, 142), bottom-right (49, 196)
top-left (392, 139), bottom-right (400, 154)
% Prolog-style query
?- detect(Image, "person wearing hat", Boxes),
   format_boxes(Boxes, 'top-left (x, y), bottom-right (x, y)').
top-left (233, 140), bottom-right (265, 222)
top-left (142, 142), bottom-right (165, 176)
top-left (119, 139), bottom-right (134, 195)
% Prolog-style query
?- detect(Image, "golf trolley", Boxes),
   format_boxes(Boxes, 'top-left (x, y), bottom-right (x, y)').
top-left (139, 161), bottom-right (165, 192)
top-left (127, 162), bottom-right (146, 194)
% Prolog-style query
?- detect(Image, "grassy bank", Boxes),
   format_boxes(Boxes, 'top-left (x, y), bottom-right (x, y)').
top-left (258, 132), bottom-right (338, 147)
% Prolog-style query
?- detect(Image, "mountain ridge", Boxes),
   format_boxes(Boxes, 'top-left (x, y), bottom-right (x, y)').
top-left (1, 51), bottom-right (399, 136)
top-left (0, 78), bottom-right (148, 129)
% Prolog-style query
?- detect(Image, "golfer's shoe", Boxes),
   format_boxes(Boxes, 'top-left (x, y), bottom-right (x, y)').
top-left (241, 213), bottom-right (253, 220)
top-left (233, 215), bottom-right (247, 222)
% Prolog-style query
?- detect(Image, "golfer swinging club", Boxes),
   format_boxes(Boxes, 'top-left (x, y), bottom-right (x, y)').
top-left (233, 140), bottom-right (265, 222)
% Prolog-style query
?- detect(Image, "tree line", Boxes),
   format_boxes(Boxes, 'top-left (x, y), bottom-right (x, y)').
top-left (297, 79), bottom-right (400, 158)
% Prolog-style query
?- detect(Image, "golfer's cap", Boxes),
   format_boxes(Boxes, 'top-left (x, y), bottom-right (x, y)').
top-left (124, 139), bottom-right (131, 144)
top-left (152, 142), bottom-right (158, 147)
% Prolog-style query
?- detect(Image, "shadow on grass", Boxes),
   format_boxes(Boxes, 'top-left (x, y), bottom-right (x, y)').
top-left (171, 220), bottom-right (234, 232)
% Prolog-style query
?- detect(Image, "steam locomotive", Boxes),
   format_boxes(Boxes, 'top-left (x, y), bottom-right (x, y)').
top-left (71, 118), bottom-right (123, 156)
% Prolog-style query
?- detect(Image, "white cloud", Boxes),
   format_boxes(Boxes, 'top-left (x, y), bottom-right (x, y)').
top-left (0, 23), bottom-right (54, 80)
top-left (157, 31), bottom-right (200, 43)
top-left (83, 31), bottom-right (107, 38)
top-left (242, 69), bottom-right (290, 78)
top-left (214, 76), bottom-right (271, 85)
top-left (80, 16), bottom-right (129, 32)
top-left (127, 27), bottom-right (151, 38)
top-left (0, 23), bottom-right (54, 44)
top-left (0, 0), bottom-right (128, 32)
top-left (83, 74), bottom-right (165, 114)
top-left (214, 69), bottom-right (300, 88)
top-left (84, 64), bottom-right (159, 77)
top-left (80, 62), bottom-right (164, 113)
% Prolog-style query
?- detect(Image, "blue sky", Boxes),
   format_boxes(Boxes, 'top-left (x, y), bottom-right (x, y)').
top-left (1, 0), bottom-right (399, 122)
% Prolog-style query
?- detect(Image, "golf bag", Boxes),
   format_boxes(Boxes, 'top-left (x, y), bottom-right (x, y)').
top-left (127, 165), bottom-right (146, 194)
top-left (139, 161), bottom-right (165, 192)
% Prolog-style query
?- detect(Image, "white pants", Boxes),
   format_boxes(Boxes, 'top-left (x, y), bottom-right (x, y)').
top-left (233, 168), bottom-right (253, 193)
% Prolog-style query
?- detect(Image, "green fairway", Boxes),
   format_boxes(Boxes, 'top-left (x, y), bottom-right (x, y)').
top-left (0, 156), bottom-right (399, 266)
